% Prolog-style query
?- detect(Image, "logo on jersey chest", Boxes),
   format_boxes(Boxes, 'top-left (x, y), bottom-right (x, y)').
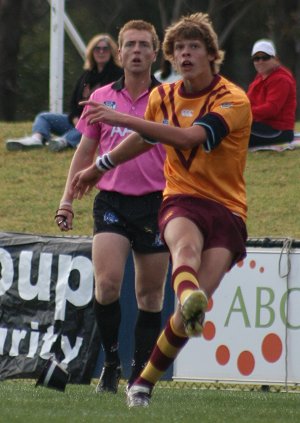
top-left (181, 109), bottom-right (193, 117)
top-left (104, 101), bottom-right (117, 109)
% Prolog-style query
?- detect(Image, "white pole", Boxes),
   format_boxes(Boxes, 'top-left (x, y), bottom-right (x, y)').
top-left (49, 0), bottom-right (64, 113)
top-left (64, 12), bottom-right (86, 60)
top-left (47, 0), bottom-right (86, 59)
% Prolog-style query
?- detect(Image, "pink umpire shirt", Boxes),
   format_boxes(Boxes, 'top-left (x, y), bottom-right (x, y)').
top-left (77, 77), bottom-right (166, 195)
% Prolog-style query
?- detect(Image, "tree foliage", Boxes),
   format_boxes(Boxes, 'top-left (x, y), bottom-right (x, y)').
top-left (0, 0), bottom-right (24, 120)
top-left (0, 0), bottom-right (299, 121)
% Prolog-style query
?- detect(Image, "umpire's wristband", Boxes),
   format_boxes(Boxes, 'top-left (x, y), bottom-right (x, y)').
top-left (95, 153), bottom-right (115, 172)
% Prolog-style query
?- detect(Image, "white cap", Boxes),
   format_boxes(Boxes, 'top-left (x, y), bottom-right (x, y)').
top-left (251, 39), bottom-right (276, 57)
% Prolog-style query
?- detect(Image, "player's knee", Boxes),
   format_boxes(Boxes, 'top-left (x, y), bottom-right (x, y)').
top-left (94, 277), bottom-right (120, 304)
top-left (173, 243), bottom-right (201, 263)
top-left (136, 289), bottom-right (164, 311)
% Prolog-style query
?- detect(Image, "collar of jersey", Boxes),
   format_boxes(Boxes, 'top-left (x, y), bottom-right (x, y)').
top-left (112, 75), bottom-right (160, 92)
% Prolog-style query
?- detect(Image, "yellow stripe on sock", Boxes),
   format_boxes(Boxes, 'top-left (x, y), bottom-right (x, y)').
top-left (140, 362), bottom-right (164, 385)
top-left (180, 289), bottom-right (197, 305)
top-left (173, 271), bottom-right (199, 294)
top-left (170, 315), bottom-right (187, 338)
top-left (157, 330), bottom-right (179, 358)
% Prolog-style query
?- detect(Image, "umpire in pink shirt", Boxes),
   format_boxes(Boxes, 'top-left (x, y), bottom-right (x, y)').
top-left (55, 20), bottom-right (169, 395)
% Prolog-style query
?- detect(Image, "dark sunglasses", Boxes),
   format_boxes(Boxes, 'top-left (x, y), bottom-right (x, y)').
top-left (252, 54), bottom-right (272, 63)
top-left (93, 46), bottom-right (110, 53)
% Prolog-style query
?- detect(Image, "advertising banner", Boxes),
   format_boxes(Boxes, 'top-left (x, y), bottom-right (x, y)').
top-left (174, 244), bottom-right (300, 385)
top-left (0, 232), bottom-right (175, 383)
top-left (0, 232), bottom-right (100, 383)
top-left (2, 232), bottom-right (298, 386)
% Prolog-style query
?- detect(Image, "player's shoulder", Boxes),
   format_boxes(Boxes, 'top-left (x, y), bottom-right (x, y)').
top-left (218, 75), bottom-right (249, 101)
top-left (89, 82), bottom-right (117, 100)
top-left (150, 79), bottom-right (182, 99)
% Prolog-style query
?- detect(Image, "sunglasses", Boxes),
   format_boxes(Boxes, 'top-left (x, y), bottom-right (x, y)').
top-left (252, 54), bottom-right (272, 63)
top-left (93, 46), bottom-right (110, 53)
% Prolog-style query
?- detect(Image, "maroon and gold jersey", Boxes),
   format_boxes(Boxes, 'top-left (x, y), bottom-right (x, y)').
top-left (144, 74), bottom-right (252, 221)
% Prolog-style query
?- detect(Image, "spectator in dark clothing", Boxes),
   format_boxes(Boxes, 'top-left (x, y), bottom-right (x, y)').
top-left (6, 34), bottom-right (123, 152)
top-left (247, 39), bottom-right (297, 148)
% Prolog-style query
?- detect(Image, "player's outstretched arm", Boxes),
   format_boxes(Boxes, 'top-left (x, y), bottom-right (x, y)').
top-left (80, 99), bottom-right (207, 150)
top-left (80, 100), bottom-right (128, 127)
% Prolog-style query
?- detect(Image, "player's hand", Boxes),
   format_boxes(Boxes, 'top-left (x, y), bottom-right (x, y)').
top-left (79, 100), bottom-right (126, 126)
top-left (54, 207), bottom-right (74, 232)
top-left (71, 163), bottom-right (103, 199)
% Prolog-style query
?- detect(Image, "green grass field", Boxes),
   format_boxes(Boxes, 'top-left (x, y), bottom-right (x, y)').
top-left (1, 122), bottom-right (300, 422)
top-left (1, 121), bottom-right (300, 239)
top-left (1, 380), bottom-right (300, 423)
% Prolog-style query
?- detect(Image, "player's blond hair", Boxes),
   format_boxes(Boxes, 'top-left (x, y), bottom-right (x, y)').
top-left (163, 12), bottom-right (224, 74)
top-left (118, 20), bottom-right (160, 53)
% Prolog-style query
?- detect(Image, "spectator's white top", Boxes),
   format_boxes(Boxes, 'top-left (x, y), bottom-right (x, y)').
top-left (154, 69), bottom-right (181, 84)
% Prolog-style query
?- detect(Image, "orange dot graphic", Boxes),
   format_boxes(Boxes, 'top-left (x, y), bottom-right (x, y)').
top-left (206, 297), bottom-right (213, 312)
top-left (237, 260), bottom-right (244, 268)
top-left (261, 333), bottom-right (282, 363)
top-left (249, 260), bottom-right (256, 269)
top-left (237, 351), bottom-right (255, 375)
top-left (216, 345), bottom-right (230, 365)
top-left (202, 321), bottom-right (216, 340)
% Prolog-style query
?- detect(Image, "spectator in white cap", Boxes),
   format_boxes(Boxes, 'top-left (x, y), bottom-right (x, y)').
top-left (247, 39), bottom-right (296, 148)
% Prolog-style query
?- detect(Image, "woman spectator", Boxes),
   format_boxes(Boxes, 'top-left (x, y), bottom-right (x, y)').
top-left (247, 39), bottom-right (296, 148)
top-left (6, 33), bottom-right (123, 152)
